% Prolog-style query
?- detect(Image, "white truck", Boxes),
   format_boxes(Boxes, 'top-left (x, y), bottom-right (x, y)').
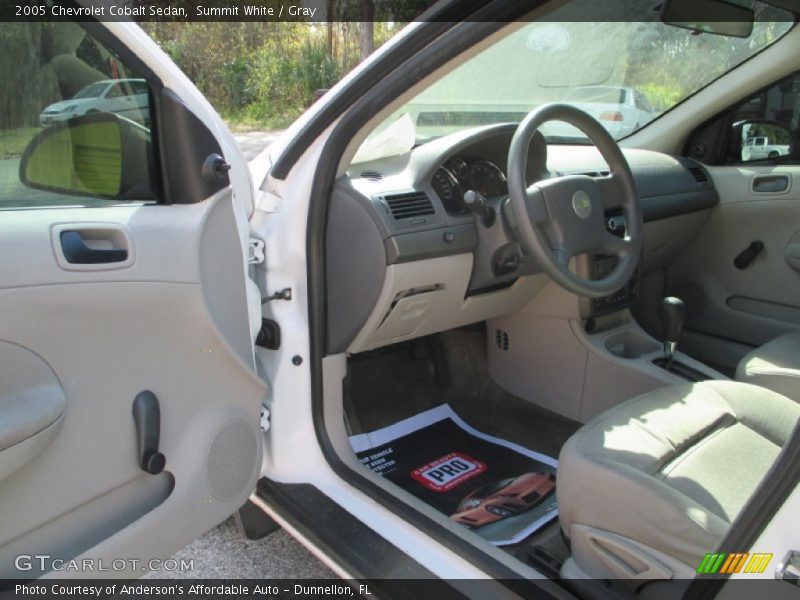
top-left (742, 135), bottom-right (790, 160)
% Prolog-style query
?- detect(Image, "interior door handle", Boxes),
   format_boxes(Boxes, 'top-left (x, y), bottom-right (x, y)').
top-left (60, 230), bottom-right (128, 264)
top-left (752, 174), bottom-right (790, 194)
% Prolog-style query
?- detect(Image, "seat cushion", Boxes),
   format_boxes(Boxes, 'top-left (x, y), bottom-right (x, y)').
top-left (557, 380), bottom-right (799, 568)
top-left (736, 331), bottom-right (800, 402)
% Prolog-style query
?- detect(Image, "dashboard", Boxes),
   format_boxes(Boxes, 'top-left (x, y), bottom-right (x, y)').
top-left (326, 123), bottom-right (719, 354)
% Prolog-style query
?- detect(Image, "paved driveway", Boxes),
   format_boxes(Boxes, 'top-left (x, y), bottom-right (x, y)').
top-left (234, 131), bottom-right (283, 161)
top-left (146, 517), bottom-right (332, 579)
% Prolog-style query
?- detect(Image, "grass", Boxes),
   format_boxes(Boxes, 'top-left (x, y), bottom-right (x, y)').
top-left (0, 127), bottom-right (41, 159)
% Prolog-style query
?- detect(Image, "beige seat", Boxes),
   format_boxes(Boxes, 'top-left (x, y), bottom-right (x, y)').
top-left (557, 380), bottom-right (799, 581)
top-left (736, 331), bottom-right (800, 402)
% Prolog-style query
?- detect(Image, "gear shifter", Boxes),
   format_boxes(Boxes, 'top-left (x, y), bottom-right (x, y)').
top-left (658, 297), bottom-right (685, 370)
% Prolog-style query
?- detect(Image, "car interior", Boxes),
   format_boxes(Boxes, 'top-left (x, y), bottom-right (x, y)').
top-left (315, 0), bottom-right (800, 591)
top-left (2, 1), bottom-right (798, 589)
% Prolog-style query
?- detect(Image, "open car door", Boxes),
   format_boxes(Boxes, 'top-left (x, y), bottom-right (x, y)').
top-left (0, 22), bottom-right (266, 578)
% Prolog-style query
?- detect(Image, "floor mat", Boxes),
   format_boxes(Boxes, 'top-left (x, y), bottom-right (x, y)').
top-left (349, 404), bottom-right (558, 546)
top-left (345, 329), bottom-right (581, 459)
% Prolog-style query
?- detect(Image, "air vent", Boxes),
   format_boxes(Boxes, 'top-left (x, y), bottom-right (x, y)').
top-left (688, 166), bottom-right (709, 184)
top-left (360, 170), bottom-right (383, 181)
top-left (495, 329), bottom-right (510, 351)
top-left (383, 191), bottom-right (435, 219)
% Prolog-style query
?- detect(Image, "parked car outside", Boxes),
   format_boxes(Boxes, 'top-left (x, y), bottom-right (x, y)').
top-left (541, 85), bottom-right (659, 139)
top-left (39, 78), bottom-right (149, 126)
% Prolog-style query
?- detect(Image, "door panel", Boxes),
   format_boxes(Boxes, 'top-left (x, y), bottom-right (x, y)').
top-left (667, 166), bottom-right (800, 367)
top-left (0, 193), bottom-right (267, 578)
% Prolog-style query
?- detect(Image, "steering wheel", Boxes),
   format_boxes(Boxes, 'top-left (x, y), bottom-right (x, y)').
top-left (507, 104), bottom-right (643, 298)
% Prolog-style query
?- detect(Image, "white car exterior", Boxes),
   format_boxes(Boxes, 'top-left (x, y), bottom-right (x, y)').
top-left (38, 78), bottom-right (149, 126)
top-left (542, 85), bottom-right (659, 139)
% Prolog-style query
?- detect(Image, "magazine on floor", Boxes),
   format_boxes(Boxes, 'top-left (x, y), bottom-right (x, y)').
top-left (349, 404), bottom-right (558, 546)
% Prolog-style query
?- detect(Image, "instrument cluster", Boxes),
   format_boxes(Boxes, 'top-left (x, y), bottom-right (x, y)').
top-left (430, 156), bottom-right (508, 215)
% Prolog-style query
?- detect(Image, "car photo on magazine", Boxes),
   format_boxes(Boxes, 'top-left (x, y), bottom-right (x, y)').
top-left (452, 472), bottom-right (556, 529)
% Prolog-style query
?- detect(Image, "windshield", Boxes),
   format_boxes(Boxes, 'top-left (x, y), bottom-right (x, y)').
top-left (566, 87), bottom-right (627, 104)
top-left (73, 82), bottom-right (108, 99)
top-left (356, 0), bottom-right (792, 160)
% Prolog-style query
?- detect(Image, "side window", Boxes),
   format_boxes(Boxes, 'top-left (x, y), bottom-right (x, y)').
top-left (105, 83), bottom-right (125, 98)
top-left (0, 23), bottom-right (156, 209)
top-left (131, 81), bottom-right (150, 96)
top-left (732, 72), bottom-right (800, 163)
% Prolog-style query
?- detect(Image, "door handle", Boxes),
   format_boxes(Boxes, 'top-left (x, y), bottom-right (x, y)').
top-left (752, 174), bottom-right (790, 194)
top-left (60, 230), bottom-right (128, 264)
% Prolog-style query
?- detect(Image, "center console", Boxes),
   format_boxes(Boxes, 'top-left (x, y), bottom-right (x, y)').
top-left (488, 304), bottom-right (728, 423)
top-left (484, 211), bottom-right (727, 423)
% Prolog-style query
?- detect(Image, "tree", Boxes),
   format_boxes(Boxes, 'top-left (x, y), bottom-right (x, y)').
top-left (359, 0), bottom-right (375, 62)
top-left (326, 0), bottom-right (334, 58)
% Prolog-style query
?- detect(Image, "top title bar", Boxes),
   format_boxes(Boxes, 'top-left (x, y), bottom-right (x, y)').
top-left (3, 0), bottom-right (792, 23)
top-left (5, 0), bottom-right (441, 22)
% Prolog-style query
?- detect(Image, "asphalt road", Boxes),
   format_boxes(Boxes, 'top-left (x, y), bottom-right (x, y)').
top-left (146, 131), bottom-right (334, 581)
top-left (235, 131), bottom-right (283, 161)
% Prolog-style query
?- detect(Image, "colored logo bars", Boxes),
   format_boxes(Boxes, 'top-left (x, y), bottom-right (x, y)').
top-left (696, 552), bottom-right (773, 575)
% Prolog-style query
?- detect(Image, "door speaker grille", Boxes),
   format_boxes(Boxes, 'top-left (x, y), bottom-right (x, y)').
top-left (206, 418), bottom-right (259, 502)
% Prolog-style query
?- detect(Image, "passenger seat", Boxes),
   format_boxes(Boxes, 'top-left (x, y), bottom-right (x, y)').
top-left (736, 331), bottom-right (800, 402)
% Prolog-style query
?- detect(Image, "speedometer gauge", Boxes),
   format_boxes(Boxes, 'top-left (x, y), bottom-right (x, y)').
top-left (431, 167), bottom-right (466, 215)
top-left (447, 157), bottom-right (469, 181)
top-left (469, 160), bottom-right (507, 198)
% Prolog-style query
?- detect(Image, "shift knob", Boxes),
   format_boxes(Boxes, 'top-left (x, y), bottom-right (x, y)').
top-left (659, 297), bottom-right (685, 344)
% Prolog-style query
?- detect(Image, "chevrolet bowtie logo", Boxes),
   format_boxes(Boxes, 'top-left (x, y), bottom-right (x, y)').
top-left (571, 190), bottom-right (592, 219)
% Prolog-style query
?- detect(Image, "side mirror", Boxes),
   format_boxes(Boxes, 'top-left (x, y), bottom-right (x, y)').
top-left (732, 119), bottom-right (797, 163)
top-left (20, 113), bottom-right (153, 200)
